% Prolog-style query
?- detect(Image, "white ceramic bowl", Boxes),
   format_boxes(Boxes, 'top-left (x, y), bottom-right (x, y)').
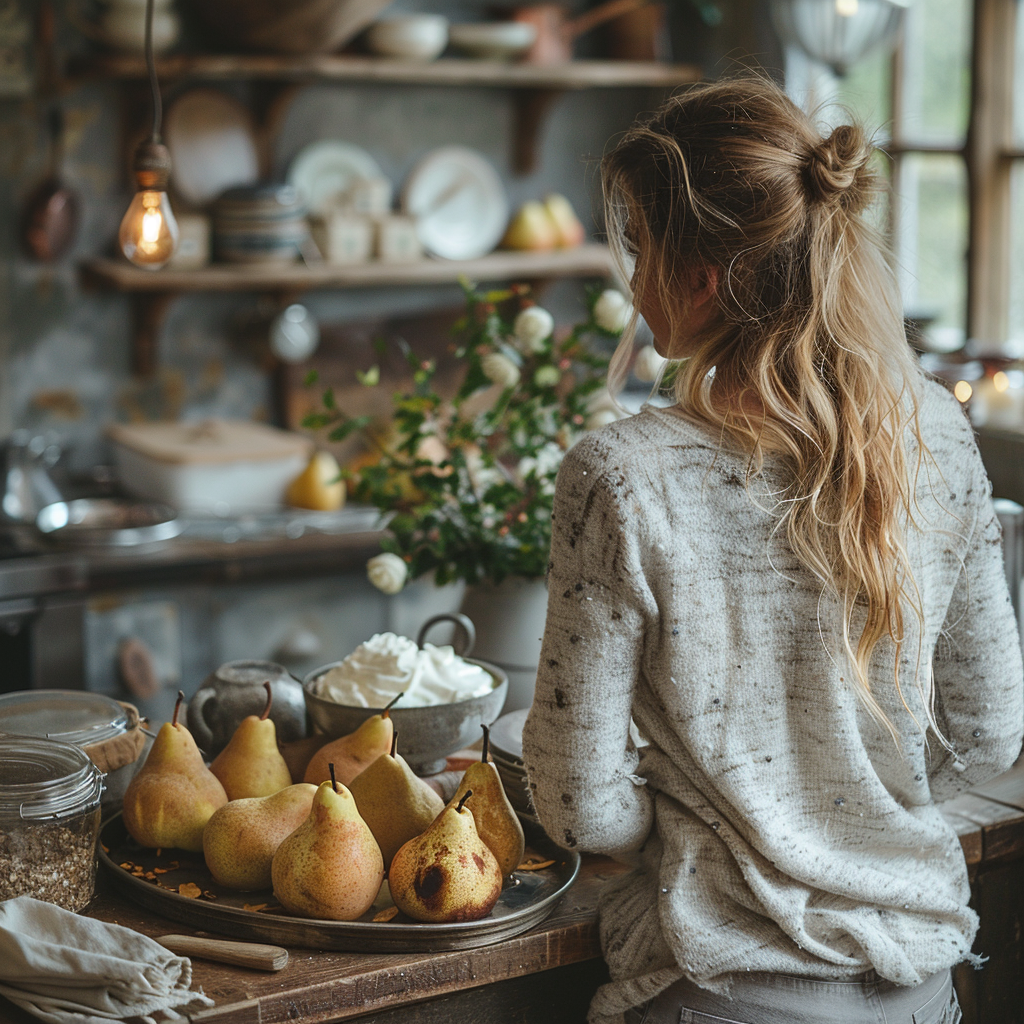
top-left (365, 15), bottom-right (448, 61)
top-left (447, 21), bottom-right (537, 60)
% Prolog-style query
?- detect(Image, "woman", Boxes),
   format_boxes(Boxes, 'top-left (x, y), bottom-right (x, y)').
top-left (522, 77), bottom-right (1023, 1024)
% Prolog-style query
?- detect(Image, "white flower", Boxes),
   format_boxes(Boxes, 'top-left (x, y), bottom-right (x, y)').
top-left (533, 365), bottom-right (560, 388)
top-left (593, 289), bottom-right (631, 333)
top-left (367, 552), bottom-right (407, 594)
top-left (513, 306), bottom-right (555, 353)
top-left (518, 442), bottom-right (564, 491)
top-left (634, 344), bottom-right (667, 383)
top-left (481, 352), bottom-right (520, 389)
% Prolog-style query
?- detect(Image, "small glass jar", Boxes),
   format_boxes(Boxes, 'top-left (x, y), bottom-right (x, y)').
top-left (0, 736), bottom-right (104, 911)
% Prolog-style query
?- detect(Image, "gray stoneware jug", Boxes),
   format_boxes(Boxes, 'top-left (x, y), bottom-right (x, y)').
top-left (185, 660), bottom-right (307, 756)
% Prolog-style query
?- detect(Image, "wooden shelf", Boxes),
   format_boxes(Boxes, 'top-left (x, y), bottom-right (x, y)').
top-left (66, 54), bottom-right (702, 90)
top-left (80, 244), bottom-right (617, 293)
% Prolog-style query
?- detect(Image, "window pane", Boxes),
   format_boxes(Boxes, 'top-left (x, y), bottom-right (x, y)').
top-left (1015, 1), bottom-right (1024, 145)
top-left (1010, 163), bottom-right (1024, 345)
top-left (895, 154), bottom-right (968, 341)
top-left (898, 0), bottom-right (971, 145)
top-left (834, 46), bottom-right (892, 142)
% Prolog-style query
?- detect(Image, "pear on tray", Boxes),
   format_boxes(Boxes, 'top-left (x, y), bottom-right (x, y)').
top-left (203, 782), bottom-right (317, 890)
top-left (210, 681), bottom-right (293, 800)
top-left (389, 790), bottom-right (503, 923)
top-left (349, 732), bottom-right (445, 869)
top-left (122, 691), bottom-right (228, 853)
top-left (446, 724), bottom-right (525, 878)
top-left (303, 693), bottom-right (402, 787)
top-left (272, 765), bottom-right (384, 921)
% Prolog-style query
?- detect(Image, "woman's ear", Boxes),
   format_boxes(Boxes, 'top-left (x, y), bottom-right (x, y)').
top-left (688, 265), bottom-right (720, 309)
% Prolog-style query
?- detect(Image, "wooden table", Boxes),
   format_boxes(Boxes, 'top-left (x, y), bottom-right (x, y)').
top-left (2, 768), bottom-right (1023, 1024)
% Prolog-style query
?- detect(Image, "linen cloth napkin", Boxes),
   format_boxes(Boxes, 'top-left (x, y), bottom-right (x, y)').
top-left (0, 896), bottom-right (214, 1024)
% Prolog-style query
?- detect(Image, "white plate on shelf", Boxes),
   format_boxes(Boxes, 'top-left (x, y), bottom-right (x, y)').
top-left (165, 88), bottom-right (260, 207)
top-left (401, 146), bottom-right (509, 261)
top-left (287, 141), bottom-right (383, 216)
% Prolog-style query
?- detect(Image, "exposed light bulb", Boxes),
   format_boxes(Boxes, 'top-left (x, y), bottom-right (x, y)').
top-left (119, 189), bottom-right (178, 269)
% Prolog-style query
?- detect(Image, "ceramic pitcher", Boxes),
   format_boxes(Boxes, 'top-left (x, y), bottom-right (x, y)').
top-left (185, 660), bottom-right (307, 755)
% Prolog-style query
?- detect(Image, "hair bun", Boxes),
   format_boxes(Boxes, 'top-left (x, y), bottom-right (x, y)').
top-left (806, 124), bottom-right (872, 211)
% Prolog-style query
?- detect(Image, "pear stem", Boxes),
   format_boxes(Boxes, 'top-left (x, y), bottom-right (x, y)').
top-left (172, 690), bottom-right (184, 727)
top-left (390, 731), bottom-right (398, 758)
top-left (456, 789), bottom-right (473, 813)
top-left (382, 692), bottom-right (404, 718)
top-left (480, 723), bottom-right (490, 763)
top-left (260, 681), bottom-right (273, 721)
top-left (329, 762), bottom-right (338, 792)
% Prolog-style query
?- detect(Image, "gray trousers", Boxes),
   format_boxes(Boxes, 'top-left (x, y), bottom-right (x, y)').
top-left (625, 968), bottom-right (960, 1024)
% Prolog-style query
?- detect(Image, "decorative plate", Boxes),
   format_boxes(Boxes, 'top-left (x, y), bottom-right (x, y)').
top-left (287, 141), bottom-right (383, 216)
top-left (401, 146), bottom-right (509, 260)
top-left (99, 814), bottom-right (578, 952)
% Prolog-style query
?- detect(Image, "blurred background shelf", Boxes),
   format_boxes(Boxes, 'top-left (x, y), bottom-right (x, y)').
top-left (65, 55), bottom-right (702, 90)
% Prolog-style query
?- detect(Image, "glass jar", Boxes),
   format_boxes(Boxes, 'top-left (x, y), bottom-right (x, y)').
top-left (0, 690), bottom-right (147, 811)
top-left (0, 736), bottom-right (104, 911)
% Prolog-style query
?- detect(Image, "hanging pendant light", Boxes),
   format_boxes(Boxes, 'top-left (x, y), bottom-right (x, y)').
top-left (770, 0), bottom-right (911, 76)
top-left (119, 0), bottom-right (178, 269)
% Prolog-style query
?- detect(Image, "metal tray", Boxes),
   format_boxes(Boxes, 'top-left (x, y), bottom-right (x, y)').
top-left (99, 814), bottom-right (579, 952)
top-left (36, 499), bottom-right (183, 547)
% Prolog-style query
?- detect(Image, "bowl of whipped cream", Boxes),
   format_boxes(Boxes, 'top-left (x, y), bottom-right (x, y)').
top-left (303, 614), bottom-right (508, 775)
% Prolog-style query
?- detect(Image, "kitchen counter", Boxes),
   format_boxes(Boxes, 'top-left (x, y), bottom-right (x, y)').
top-left (3, 766), bottom-right (1024, 1024)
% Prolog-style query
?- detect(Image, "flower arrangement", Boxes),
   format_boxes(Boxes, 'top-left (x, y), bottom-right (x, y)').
top-left (304, 282), bottom-right (631, 594)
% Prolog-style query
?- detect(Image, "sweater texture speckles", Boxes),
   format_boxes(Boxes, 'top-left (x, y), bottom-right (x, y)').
top-left (521, 377), bottom-right (1024, 1024)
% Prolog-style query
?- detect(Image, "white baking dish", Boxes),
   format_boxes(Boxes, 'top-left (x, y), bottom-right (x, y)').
top-left (108, 419), bottom-right (313, 513)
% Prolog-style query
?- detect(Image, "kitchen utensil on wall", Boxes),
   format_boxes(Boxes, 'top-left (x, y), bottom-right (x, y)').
top-left (401, 146), bottom-right (509, 260)
top-left (1, 430), bottom-right (62, 523)
top-left (511, 0), bottom-right (652, 63)
top-left (185, 659), bottom-right (308, 755)
top-left (164, 88), bottom-right (259, 207)
top-left (287, 141), bottom-right (383, 217)
top-left (21, 106), bottom-right (79, 262)
top-left (186, 0), bottom-right (394, 55)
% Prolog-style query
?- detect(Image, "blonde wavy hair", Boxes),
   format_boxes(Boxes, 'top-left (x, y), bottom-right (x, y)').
top-left (603, 76), bottom-right (936, 742)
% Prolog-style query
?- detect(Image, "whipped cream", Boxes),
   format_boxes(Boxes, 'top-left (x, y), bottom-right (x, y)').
top-left (313, 632), bottom-right (495, 708)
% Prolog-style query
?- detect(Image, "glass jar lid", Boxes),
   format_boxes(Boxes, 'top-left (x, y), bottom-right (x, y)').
top-left (0, 690), bottom-right (129, 748)
top-left (0, 736), bottom-right (104, 822)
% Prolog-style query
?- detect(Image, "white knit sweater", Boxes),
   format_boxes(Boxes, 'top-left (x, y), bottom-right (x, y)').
top-left (522, 377), bottom-right (1024, 1024)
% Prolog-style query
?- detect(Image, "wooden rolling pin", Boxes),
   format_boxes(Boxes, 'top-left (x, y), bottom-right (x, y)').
top-left (157, 934), bottom-right (289, 972)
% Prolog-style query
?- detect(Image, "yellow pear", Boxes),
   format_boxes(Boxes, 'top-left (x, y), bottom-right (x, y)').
top-left (123, 691), bottom-right (228, 853)
top-left (271, 768), bottom-right (384, 920)
top-left (446, 724), bottom-right (525, 877)
top-left (389, 790), bottom-right (502, 923)
top-left (210, 681), bottom-right (293, 800)
top-left (348, 733), bottom-right (445, 869)
top-left (501, 201), bottom-right (558, 251)
top-left (286, 450), bottom-right (345, 511)
top-left (203, 783), bottom-right (317, 890)
top-left (303, 693), bottom-right (402, 786)
top-left (543, 193), bottom-right (586, 248)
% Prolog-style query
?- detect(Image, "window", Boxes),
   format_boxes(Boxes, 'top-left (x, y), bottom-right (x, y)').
top-left (797, 0), bottom-right (1022, 352)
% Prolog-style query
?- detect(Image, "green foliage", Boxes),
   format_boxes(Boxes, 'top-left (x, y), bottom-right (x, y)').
top-left (303, 282), bottom-right (617, 587)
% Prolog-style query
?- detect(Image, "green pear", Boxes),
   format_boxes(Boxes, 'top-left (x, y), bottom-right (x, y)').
top-left (203, 783), bottom-right (317, 890)
top-left (271, 766), bottom-right (384, 920)
top-left (348, 733), bottom-right (445, 869)
top-left (210, 681), bottom-right (293, 800)
top-left (446, 724), bottom-right (525, 877)
top-left (389, 790), bottom-right (502, 923)
top-left (123, 691), bottom-right (228, 853)
top-left (303, 693), bottom-right (403, 787)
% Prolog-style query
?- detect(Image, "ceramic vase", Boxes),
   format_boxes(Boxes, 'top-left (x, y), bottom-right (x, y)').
top-left (459, 576), bottom-right (548, 713)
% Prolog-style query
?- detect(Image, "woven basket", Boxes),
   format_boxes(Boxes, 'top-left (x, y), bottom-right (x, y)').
top-left (190, 0), bottom-right (392, 54)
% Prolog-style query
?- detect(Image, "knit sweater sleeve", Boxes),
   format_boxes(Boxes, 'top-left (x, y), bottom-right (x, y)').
top-left (928, 446), bottom-right (1024, 800)
top-left (522, 437), bottom-right (655, 856)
